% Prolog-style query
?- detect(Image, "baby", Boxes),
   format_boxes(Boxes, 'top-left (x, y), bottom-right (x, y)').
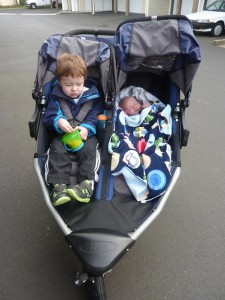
top-left (119, 96), bottom-right (150, 116)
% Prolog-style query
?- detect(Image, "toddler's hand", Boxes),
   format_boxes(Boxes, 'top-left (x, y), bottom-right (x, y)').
top-left (75, 126), bottom-right (88, 140)
top-left (58, 118), bottom-right (74, 133)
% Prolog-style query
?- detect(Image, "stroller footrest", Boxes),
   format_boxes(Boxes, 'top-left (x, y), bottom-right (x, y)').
top-left (65, 228), bottom-right (135, 275)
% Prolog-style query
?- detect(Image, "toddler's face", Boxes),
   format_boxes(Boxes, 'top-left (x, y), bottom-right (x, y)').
top-left (122, 97), bottom-right (142, 116)
top-left (59, 75), bottom-right (85, 98)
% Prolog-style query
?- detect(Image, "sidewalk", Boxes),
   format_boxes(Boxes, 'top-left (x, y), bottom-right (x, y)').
top-left (213, 38), bottom-right (225, 48)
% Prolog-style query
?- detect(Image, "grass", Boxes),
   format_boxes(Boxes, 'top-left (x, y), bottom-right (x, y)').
top-left (0, 4), bottom-right (26, 9)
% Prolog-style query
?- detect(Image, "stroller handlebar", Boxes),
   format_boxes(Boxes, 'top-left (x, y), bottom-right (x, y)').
top-left (65, 29), bottom-right (115, 37)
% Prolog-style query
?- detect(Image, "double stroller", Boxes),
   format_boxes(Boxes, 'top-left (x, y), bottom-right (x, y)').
top-left (29, 15), bottom-right (201, 300)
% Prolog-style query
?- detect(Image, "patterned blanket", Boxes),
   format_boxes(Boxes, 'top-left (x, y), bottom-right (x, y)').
top-left (108, 86), bottom-right (172, 203)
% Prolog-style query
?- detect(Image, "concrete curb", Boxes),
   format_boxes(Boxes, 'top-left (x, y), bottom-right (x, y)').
top-left (213, 39), bottom-right (225, 45)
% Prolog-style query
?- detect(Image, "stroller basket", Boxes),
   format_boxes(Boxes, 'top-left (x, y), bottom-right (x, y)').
top-left (29, 15), bottom-right (201, 299)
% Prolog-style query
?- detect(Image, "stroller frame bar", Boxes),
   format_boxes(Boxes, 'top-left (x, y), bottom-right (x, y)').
top-left (34, 158), bottom-right (72, 235)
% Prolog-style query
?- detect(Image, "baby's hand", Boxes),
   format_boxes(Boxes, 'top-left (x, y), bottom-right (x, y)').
top-left (58, 118), bottom-right (74, 133)
top-left (75, 126), bottom-right (88, 140)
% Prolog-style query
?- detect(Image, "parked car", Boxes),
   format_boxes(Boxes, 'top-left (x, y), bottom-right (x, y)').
top-left (26, 0), bottom-right (61, 9)
top-left (186, 0), bottom-right (225, 36)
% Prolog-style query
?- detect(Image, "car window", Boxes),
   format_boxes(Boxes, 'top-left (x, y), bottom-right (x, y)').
top-left (206, 0), bottom-right (225, 11)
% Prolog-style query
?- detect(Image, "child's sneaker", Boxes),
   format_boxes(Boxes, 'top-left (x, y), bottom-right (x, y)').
top-left (67, 180), bottom-right (93, 203)
top-left (51, 184), bottom-right (71, 206)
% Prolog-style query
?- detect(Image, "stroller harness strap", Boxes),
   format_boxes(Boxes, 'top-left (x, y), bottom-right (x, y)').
top-left (58, 98), bottom-right (94, 126)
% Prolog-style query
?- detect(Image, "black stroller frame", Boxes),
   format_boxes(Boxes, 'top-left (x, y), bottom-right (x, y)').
top-left (29, 15), bottom-right (201, 300)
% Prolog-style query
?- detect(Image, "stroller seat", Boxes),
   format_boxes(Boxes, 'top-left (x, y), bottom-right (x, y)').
top-left (31, 33), bottom-right (112, 183)
top-left (109, 85), bottom-right (173, 203)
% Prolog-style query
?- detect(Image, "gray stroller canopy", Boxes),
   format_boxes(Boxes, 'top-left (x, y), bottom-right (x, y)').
top-left (114, 16), bottom-right (201, 95)
top-left (36, 34), bottom-right (111, 95)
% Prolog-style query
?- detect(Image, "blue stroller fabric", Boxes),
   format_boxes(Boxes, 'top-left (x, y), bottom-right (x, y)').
top-left (108, 86), bottom-right (172, 203)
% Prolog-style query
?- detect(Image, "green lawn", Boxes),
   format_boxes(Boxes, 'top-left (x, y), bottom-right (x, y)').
top-left (0, 5), bottom-right (26, 9)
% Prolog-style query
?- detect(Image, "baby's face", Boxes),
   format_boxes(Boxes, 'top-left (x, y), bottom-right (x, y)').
top-left (122, 97), bottom-right (142, 116)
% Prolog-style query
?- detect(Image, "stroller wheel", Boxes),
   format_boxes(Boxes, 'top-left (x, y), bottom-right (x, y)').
top-left (86, 275), bottom-right (107, 300)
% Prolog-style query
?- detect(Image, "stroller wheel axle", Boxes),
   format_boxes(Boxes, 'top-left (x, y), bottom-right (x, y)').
top-left (75, 270), bottom-right (111, 286)
top-left (75, 272), bottom-right (89, 285)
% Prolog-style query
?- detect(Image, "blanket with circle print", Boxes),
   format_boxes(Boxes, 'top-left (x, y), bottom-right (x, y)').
top-left (108, 86), bottom-right (172, 203)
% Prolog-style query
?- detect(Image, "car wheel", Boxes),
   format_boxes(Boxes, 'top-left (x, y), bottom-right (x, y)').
top-left (211, 22), bottom-right (224, 37)
top-left (30, 3), bottom-right (37, 8)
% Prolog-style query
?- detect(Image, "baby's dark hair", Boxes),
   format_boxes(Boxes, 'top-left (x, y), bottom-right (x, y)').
top-left (55, 53), bottom-right (87, 79)
top-left (119, 96), bottom-right (137, 110)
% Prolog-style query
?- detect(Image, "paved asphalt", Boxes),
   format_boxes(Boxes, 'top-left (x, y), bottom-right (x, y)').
top-left (1, 7), bottom-right (225, 300)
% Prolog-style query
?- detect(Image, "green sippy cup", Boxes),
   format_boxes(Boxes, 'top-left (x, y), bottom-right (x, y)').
top-left (61, 129), bottom-right (84, 151)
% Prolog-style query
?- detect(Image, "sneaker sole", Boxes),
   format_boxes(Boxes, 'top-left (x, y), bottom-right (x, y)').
top-left (67, 189), bottom-right (90, 203)
top-left (53, 196), bottom-right (71, 207)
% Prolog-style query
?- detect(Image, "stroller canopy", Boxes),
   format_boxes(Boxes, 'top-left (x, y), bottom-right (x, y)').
top-left (114, 16), bottom-right (201, 95)
top-left (36, 34), bottom-right (111, 95)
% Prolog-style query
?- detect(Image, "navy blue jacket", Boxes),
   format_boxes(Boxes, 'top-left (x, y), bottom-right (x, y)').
top-left (43, 78), bottom-right (103, 136)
